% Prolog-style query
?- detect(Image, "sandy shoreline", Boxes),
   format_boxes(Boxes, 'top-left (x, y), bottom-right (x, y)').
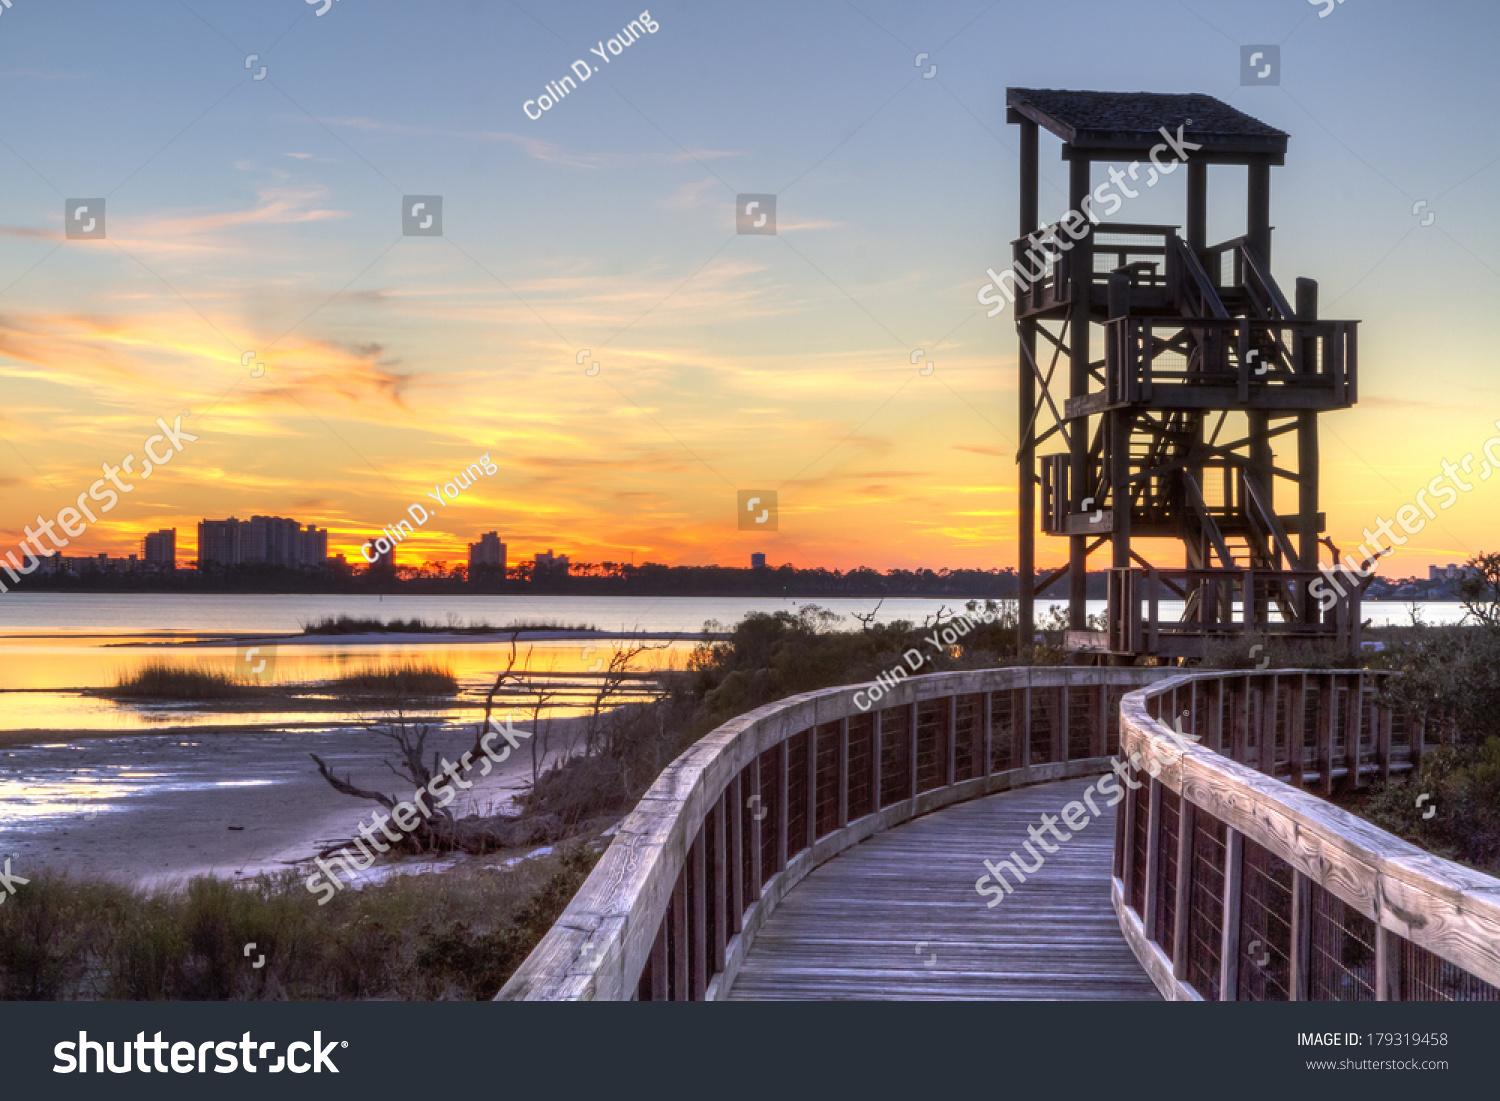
top-left (0, 714), bottom-right (591, 887)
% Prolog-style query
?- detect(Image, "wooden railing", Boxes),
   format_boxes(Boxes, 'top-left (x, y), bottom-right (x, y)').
top-left (499, 666), bottom-right (1172, 1000)
top-left (1103, 315), bottom-right (1357, 409)
top-left (1115, 670), bottom-right (1500, 1000)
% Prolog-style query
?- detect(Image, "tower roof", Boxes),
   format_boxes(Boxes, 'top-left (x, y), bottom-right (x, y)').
top-left (1006, 89), bottom-right (1288, 163)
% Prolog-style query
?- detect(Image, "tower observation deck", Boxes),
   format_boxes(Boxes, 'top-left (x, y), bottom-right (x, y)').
top-left (1007, 89), bottom-right (1361, 660)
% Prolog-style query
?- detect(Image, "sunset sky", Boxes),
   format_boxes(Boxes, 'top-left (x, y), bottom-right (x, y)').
top-left (2, 0), bottom-right (1498, 574)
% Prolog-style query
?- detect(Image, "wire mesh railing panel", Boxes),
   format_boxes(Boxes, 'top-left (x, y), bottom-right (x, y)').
top-left (814, 721), bottom-right (840, 839)
top-left (915, 698), bottom-right (947, 793)
top-left (1068, 687), bottom-right (1095, 760)
top-left (990, 692), bottom-right (1014, 772)
top-left (757, 747), bottom-right (780, 876)
top-left (846, 713), bottom-right (875, 820)
top-left (954, 694), bottom-right (983, 782)
top-left (740, 768), bottom-right (758, 906)
top-left (1308, 881), bottom-right (1376, 1001)
top-left (1187, 810), bottom-right (1227, 1000)
top-left (1400, 939), bottom-right (1500, 1001)
top-left (878, 705), bottom-right (912, 808)
top-left (1106, 685), bottom-right (1126, 756)
top-left (1153, 786), bottom-right (1181, 958)
top-left (1130, 780), bottom-right (1152, 917)
top-left (1031, 689), bottom-right (1056, 764)
top-left (785, 731), bottom-right (809, 860)
top-left (1237, 837), bottom-right (1293, 1001)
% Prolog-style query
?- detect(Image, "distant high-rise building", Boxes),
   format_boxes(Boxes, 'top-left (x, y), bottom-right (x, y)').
top-left (534, 549), bottom-right (570, 577)
top-left (197, 516), bottom-right (329, 568)
top-left (198, 518), bottom-right (242, 566)
top-left (143, 529), bottom-right (176, 568)
top-left (469, 532), bottom-right (506, 576)
top-left (751, 552), bottom-right (766, 569)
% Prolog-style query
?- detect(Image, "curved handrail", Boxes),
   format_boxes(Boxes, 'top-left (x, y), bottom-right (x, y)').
top-left (1115, 670), bottom-right (1500, 1000)
top-left (500, 666), bottom-right (1172, 1001)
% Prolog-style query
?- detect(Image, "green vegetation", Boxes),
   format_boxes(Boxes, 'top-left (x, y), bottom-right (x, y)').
top-left (325, 662), bottom-right (459, 697)
top-left (0, 847), bottom-right (598, 1000)
top-left (112, 661), bottom-right (253, 700)
top-left (1354, 620), bottom-right (1500, 875)
top-left (300, 614), bottom-right (598, 635)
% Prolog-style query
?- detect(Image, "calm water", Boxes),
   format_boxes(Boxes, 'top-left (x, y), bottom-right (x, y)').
top-left (0, 593), bottom-right (1468, 734)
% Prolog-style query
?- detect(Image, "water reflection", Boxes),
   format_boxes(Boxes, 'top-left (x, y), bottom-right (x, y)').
top-left (0, 635), bottom-right (689, 734)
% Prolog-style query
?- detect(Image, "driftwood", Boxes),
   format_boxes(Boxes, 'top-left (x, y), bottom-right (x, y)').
top-left (310, 634), bottom-right (526, 854)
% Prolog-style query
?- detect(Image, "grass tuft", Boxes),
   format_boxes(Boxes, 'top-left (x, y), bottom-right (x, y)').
top-left (325, 662), bottom-right (458, 697)
top-left (112, 661), bottom-right (252, 700)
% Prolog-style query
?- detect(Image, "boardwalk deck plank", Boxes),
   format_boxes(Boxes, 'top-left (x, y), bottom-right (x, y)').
top-left (729, 777), bottom-right (1160, 1000)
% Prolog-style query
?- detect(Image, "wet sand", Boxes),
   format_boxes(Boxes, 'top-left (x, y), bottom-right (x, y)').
top-left (0, 715), bottom-right (588, 888)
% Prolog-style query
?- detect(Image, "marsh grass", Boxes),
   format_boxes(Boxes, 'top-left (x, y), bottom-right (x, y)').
top-left (112, 661), bottom-right (254, 700)
top-left (0, 846), bottom-right (598, 1000)
top-left (325, 662), bottom-right (459, 697)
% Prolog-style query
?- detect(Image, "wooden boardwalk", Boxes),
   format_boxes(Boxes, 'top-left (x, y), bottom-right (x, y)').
top-left (729, 777), bottom-right (1161, 1000)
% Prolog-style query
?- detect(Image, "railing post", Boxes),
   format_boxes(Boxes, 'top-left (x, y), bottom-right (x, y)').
top-left (908, 701), bottom-right (919, 800)
top-left (969, 694), bottom-right (985, 779)
top-left (871, 708), bottom-right (882, 809)
top-left (1209, 677), bottom-right (1225, 752)
top-left (671, 871), bottom-right (688, 1000)
top-left (1261, 675), bottom-right (1279, 777)
top-left (946, 694), bottom-right (958, 786)
top-left (836, 717), bottom-right (849, 829)
top-left (1172, 798), bottom-right (1195, 980)
top-left (1377, 697), bottom-right (1392, 782)
top-left (729, 773), bottom-right (744, 934)
top-left (1142, 778), bottom-right (1162, 938)
top-left (712, 794), bottom-right (727, 975)
top-left (1094, 682), bottom-right (1109, 757)
top-left (1187, 679), bottom-right (1199, 749)
top-left (649, 916), bottom-right (668, 1001)
top-left (982, 691), bottom-right (994, 775)
top-left (806, 726), bottom-right (818, 851)
top-left (1287, 674), bottom-right (1306, 787)
top-left (690, 826), bottom-right (707, 1000)
top-left (776, 741), bottom-right (789, 873)
top-left (1376, 927), bottom-right (1401, 1001)
top-left (1317, 673), bottom-right (1336, 795)
top-left (1053, 685), bottom-right (1067, 764)
top-left (1016, 684), bottom-right (1031, 772)
top-left (1121, 771), bottom-right (1139, 911)
top-left (1290, 870), bottom-right (1311, 1001)
top-left (748, 756), bottom-right (763, 901)
top-left (1347, 673), bottom-right (1366, 790)
top-left (1220, 828), bottom-right (1244, 1001)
